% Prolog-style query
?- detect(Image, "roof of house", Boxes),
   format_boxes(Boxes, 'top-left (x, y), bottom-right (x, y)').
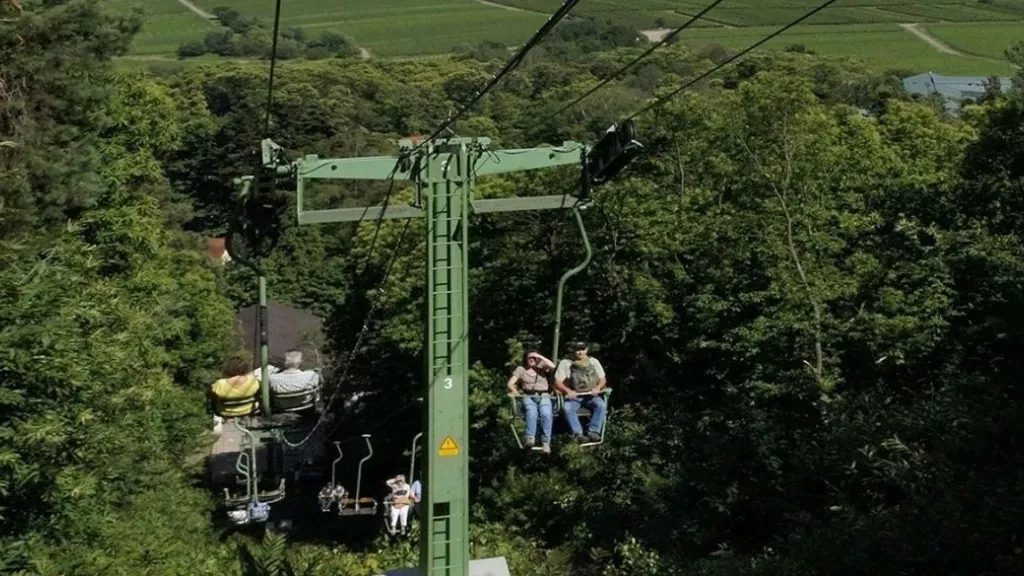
top-left (236, 300), bottom-right (326, 369)
top-left (902, 73), bottom-right (1013, 99)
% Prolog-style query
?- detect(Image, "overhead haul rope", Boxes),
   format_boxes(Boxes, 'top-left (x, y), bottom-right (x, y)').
top-left (273, 0), bottom-right (586, 446)
top-left (624, 0), bottom-right (840, 122)
top-left (544, 0), bottom-right (728, 120)
top-left (281, 161), bottom-right (414, 448)
top-left (263, 0), bottom-right (284, 136)
top-left (249, 0), bottom-right (418, 447)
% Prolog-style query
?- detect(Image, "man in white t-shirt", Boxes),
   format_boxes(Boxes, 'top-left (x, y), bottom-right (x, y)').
top-left (268, 350), bottom-right (320, 409)
top-left (553, 341), bottom-right (607, 443)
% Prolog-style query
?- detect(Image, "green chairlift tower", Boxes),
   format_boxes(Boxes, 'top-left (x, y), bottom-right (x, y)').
top-left (248, 124), bottom-right (640, 575)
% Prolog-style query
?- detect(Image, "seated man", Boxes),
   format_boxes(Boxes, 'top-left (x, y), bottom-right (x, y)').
top-left (410, 477), bottom-right (422, 518)
top-left (331, 484), bottom-right (347, 513)
top-left (385, 474), bottom-right (414, 535)
top-left (318, 483), bottom-right (337, 512)
top-left (268, 350), bottom-right (320, 410)
top-left (554, 341), bottom-right (608, 443)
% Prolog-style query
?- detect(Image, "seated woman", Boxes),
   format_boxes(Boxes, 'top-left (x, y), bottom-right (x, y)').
top-left (385, 474), bottom-right (415, 535)
top-left (506, 350), bottom-right (556, 454)
top-left (210, 356), bottom-right (260, 418)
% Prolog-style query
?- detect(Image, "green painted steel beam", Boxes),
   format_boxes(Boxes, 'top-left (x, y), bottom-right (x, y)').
top-left (297, 195), bottom-right (585, 224)
top-left (295, 154), bottom-right (415, 181)
top-left (421, 140), bottom-right (472, 576)
top-left (297, 205), bottom-right (423, 225)
top-left (471, 143), bottom-right (584, 176)
top-left (471, 194), bottom-right (582, 214)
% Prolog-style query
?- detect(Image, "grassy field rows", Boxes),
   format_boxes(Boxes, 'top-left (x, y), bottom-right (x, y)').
top-left (189, 0), bottom-right (549, 56)
top-left (671, 22), bottom-right (1014, 75)
top-left (493, 0), bottom-right (1024, 26)
top-left (109, 0), bottom-right (1023, 76)
top-left (108, 0), bottom-right (215, 55)
top-left (927, 20), bottom-right (1024, 61)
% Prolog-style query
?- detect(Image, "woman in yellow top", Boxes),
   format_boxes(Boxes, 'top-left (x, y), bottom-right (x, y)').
top-left (210, 356), bottom-right (260, 417)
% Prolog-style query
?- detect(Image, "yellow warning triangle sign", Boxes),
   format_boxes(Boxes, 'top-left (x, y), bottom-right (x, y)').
top-left (438, 436), bottom-right (459, 457)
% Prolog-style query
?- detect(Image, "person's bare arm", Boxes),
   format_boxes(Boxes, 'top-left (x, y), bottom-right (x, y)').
top-left (506, 374), bottom-right (520, 395)
top-left (530, 352), bottom-right (556, 371)
top-left (592, 359), bottom-right (607, 393)
top-left (553, 361), bottom-right (576, 397)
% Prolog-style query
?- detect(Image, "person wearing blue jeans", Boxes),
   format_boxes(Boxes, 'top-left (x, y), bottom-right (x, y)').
top-left (554, 341), bottom-right (607, 443)
top-left (507, 350), bottom-right (556, 454)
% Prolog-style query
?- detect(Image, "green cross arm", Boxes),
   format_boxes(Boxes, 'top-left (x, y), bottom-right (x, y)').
top-left (294, 141), bottom-right (587, 224)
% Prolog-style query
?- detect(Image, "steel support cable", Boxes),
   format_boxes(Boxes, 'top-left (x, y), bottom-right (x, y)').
top-left (357, 152), bottom-right (410, 277)
top-left (302, 0), bottom-right (588, 442)
top-left (624, 0), bottom-right (840, 122)
top-left (263, 0), bottom-right (284, 135)
top-left (282, 217), bottom-right (414, 447)
top-left (281, 158), bottom-right (412, 448)
top-left (253, 0), bottom-right (412, 448)
top-left (544, 0), bottom-right (727, 120)
top-left (326, 393), bottom-right (421, 446)
top-left (413, 0), bottom-right (584, 151)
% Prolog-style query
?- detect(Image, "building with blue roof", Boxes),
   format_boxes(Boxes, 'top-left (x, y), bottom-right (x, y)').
top-left (902, 73), bottom-right (1014, 114)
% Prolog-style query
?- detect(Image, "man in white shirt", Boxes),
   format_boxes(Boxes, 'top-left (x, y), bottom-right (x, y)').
top-left (410, 478), bottom-right (422, 519)
top-left (553, 341), bottom-right (607, 443)
top-left (269, 350), bottom-right (320, 408)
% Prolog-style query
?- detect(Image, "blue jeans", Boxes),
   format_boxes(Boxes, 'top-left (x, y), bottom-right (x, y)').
top-left (563, 395), bottom-right (606, 436)
top-left (522, 395), bottom-right (553, 443)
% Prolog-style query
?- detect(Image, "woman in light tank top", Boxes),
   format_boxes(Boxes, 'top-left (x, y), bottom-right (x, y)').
top-left (506, 349), bottom-right (556, 453)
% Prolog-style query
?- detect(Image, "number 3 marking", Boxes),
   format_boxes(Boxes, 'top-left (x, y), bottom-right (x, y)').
top-left (444, 377), bottom-right (453, 390)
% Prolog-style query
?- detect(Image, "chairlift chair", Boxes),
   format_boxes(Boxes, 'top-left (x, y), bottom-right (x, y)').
top-left (272, 388), bottom-right (318, 413)
top-left (384, 432), bottom-right (424, 536)
top-left (214, 394), bottom-right (260, 419)
top-left (522, 199), bottom-right (612, 449)
top-left (507, 392), bottom-right (555, 451)
top-left (222, 420), bottom-right (286, 525)
top-left (563, 388), bottom-right (612, 447)
top-left (318, 441), bottom-right (346, 513)
top-left (337, 435), bottom-right (378, 517)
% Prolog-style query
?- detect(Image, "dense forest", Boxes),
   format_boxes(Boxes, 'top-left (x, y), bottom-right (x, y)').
top-left (3, 1), bottom-right (1024, 574)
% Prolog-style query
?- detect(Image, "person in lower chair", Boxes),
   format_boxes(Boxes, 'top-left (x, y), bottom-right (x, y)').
top-left (410, 477), bottom-right (422, 519)
top-left (507, 349), bottom-right (556, 454)
top-left (554, 341), bottom-right (607, 443)
top-left (318, 483), bottom-right (337, 512)
top-left (385, 475), bottom-right (414, 535)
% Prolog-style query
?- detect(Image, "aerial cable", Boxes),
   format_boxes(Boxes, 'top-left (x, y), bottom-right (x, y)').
top-left (287, 0), bottom-right (586, 439)
top-left (545, 0), bottom-right (727, 120)
top-left (281, 0), bottom-right (583, 449)
top-left (357, 152), bottom-right (411, 276)
top-left (281, 160), bottom-right (413, 448)
top-left (249, 0), bottom-right (415, 449)
top-left (624, 0), bottom-right (840, 122)
top-left (262, 0), bottom-right (285, 135)
top-left (414, 0), bottom-right (584, 150)
top-left (326, 392), bottom-right (421, 446)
